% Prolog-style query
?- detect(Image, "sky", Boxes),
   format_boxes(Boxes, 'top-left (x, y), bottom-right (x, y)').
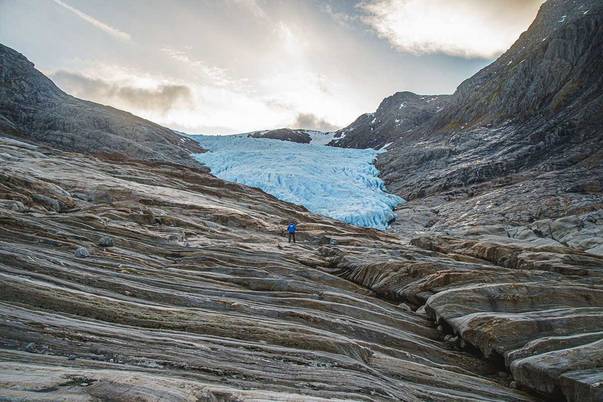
top-left (0, 0), bottom-right (544, 134)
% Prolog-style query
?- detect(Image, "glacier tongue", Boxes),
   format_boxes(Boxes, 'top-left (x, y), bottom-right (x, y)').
top-left (192, 135), bottom-right (403, 230)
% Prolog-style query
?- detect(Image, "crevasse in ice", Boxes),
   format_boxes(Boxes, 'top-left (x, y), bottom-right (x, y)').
top-left (192, 135), bottom-right (403, 230)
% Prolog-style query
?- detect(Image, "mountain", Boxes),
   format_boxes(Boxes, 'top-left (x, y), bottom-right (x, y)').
top-left (329, 91), bottom-right (450, 149)
top-left (0, 44), bottom-right (203, 166)
top-left (334, 0), bottom-right (603, 255)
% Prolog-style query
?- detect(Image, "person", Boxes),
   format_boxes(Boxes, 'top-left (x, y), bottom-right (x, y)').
top-left (287, 222), bottom-right (297, 243)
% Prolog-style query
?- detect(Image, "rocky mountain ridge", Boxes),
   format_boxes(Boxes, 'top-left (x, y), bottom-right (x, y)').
top-left (331, 0), bottom-right (602, 256)
top-left (329, 91), bottom-right (450, 149)
top-left (0, 44), bottom-right (203, 167)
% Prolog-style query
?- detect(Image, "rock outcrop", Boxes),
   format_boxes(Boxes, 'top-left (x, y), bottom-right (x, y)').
top-left (0, 43), bottom-right (203, 166)
top-left (335, 234), bottom-right (603, 401)
top-left (247, 128), bottom-right (314, 143)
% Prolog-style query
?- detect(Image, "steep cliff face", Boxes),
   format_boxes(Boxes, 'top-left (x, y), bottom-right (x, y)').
top-left (329, 91), bottom-right (450, 149)
top-left (434, 0), bottom-right (602, 129)
top-left (0, 44), bottom-right (203, 166)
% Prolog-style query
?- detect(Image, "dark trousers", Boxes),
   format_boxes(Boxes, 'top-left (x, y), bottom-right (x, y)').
top-left (288, 233), bottom-right (296, 243)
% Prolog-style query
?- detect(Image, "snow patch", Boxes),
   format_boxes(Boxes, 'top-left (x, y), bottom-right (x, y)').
top-left (379, 142), bottom-right (393, 151)
top-left (191, 135), bottom-right (403, 230)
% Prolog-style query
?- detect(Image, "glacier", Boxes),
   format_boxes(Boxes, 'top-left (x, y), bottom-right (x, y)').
top-left (191, 135), bottom-right (403, 230)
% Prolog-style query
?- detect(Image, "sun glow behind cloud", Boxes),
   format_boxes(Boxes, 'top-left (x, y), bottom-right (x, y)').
top-left (360, 0), bottom-right (545, 59)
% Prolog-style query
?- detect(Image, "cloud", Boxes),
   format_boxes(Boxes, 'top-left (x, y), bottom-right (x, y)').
top-left (291, 113), bottom-right (339, 132)
top-left (50, 70), bottom-right (193, 114)
top-left (230, 0), bottom-right (267, 19)
top-left (52, 0), bottom-right (131, 41)
top-left (360, 0), bottom-right (544, 59)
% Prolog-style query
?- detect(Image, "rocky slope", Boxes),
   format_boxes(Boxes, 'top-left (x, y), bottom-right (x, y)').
top-left (1, 0), bottom-right (602, 400)
top-left (329, 91), bottom-right (449, 149)
top-left (323, 1), bottom-right (603, 399)
top-left (0, 43), bottom-right (202, 166)
top-left (1, 135), bottom-right (601, 401)
top-left (334, 0), bottom-right (603, 255)
top-left (0, 136), bottom-right (539, 401)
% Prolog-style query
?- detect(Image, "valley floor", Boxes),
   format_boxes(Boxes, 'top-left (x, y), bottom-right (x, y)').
top-left (1, 136), bottom-right (602, 401)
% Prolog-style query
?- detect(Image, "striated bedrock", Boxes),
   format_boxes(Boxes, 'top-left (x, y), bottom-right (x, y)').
top-left (0, 43), bottom-right (202, 167)
top-left (335, 234), bottom-right (603, 401)
top-left (0, 136), bottom-right (540, 401)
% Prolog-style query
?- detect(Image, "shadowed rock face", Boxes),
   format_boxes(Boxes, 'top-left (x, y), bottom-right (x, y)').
top-left (0, 44), bottom-right (203, 167)
top-left (0, 137), bottom-right (538, 401)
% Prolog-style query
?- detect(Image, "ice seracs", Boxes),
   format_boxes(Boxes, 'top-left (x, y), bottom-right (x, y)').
top-left (192, 135), bottom-right (403, 230)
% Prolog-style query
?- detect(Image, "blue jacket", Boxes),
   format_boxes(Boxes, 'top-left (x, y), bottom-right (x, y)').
top-left (287, 223), bottom-right (297, 233)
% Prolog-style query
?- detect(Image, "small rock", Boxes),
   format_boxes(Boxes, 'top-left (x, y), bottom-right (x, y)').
top-left (98, 236), bottom-right (114, 247)
top-left (24, 342), bottom-right (36, 352)
top-left (32, 194), bottom-right (61, 212)
top-left (75, 247), bottom-right (90, 258)
top-left (0, 199), bottom-right (26, 212)
top-left (437, 325), bottom-right (444, 332)
top-left (510, 381), bottom-right (517, 389)
top-left (88, 190), bottom-right (113, 204)
top-left (415, 305), bottom-right (427, 316)
top-left (68, 354), bottom-right (76, 361)
top-left (398, 302), bottom-right (413, 312)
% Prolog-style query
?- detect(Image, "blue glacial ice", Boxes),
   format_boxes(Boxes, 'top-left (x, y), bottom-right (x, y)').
top-left (191, 135), bottom-right (404, 230)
